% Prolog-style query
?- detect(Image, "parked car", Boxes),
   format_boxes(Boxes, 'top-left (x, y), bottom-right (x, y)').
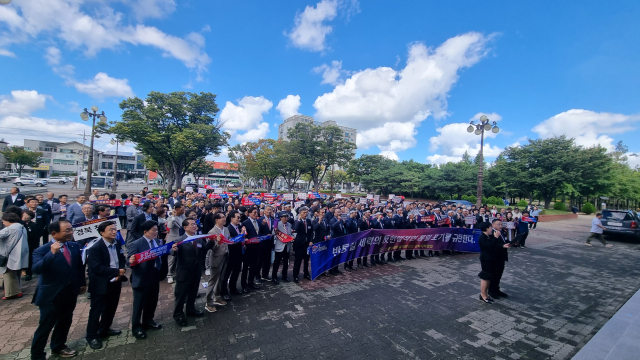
top-left (601, 209), bottom-right (640, 241)
top-left (47, 176), bottom-right (71, 184)
top-left (127, 178), bottom-right (146, 184)
top-left (13, 177), bottom-right (48, 187)
top-left (443, 200), bottom-right (474, 208)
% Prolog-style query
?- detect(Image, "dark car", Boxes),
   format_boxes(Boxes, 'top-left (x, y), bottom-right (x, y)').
top-left (601, 209), bottom-right (640, 241)
top-left (443, 200), bottom-right (474, 208)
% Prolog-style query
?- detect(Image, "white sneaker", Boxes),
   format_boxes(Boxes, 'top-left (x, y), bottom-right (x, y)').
top-left (605, 244), bottom-right (612, 248)
top-left (205, 269), bottom-right (211, 276)
top-left (584, 243), bottom-right (592, 246)
top-left (167, 276), bottom-right (174, 284)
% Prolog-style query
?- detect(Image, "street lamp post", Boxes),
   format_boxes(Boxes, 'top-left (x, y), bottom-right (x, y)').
top-left (80, 106), bottom-right (107, 198)
top-left (110, 136), bottom-right (125, 192)
top-left (467, 115), bottom-right (500, 209)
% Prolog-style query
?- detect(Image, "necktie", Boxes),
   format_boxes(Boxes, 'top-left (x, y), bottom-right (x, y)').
top-left (62, 243), bottom-right (72, 265)
top-left (253, 220), bottom-right (258, 233)
top-left (149, 240), bottom-right (161, 269)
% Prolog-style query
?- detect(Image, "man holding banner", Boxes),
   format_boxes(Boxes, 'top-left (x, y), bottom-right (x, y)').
top-left (272, 211), bottom-right (293, 284)
top-left (292, 206), bottom-right (313, 282)
top-left (240, 207), bottom-right (262, 291)
top-left (128, 221), bottom-right (164, 339)
top-left (205, 213), bottom-right (229, 313)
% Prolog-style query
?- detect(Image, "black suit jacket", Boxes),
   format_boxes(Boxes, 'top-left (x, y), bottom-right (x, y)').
top-left (31, 241), bottom-right (86, 306)
top-left (87, 239), bottom-right (126, 295)
top-left (2, 193), bottom-right (25, 211)
top-left (479, 233), bottom-right (507, 262)
top-left (128, 213), bottom-right (159, 243)
top-left (312, 218), bottom-right (328, 243)
top-left (357, 217), bottom-right (372, 232)
top-left (226, 223), bottom-right (244, 260)
top-left (128, 237), bottom-right (163, 289)
top-left (242, 218), bottom-right (260, 239)
top-left (293, 218), bottom-right (313, 251)
top-left (170, 234), bottom-right (215, 282)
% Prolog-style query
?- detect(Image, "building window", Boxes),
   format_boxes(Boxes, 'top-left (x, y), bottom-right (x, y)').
top-left (40, 158), bottom-right (51, 164)
top-left (24, 147), bottom-right (31, 151)
top-left (117, 163), bottom-right (134, 171)
top-left (53, 159), bottom-right (75, 165)
top-left (59, 149), bottom-right (74, 154)
top-left (101, 162), bottom-right (113, 170)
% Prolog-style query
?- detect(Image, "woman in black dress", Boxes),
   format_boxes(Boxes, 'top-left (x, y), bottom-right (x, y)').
top-left (478, 222), bottom-right (510, 303)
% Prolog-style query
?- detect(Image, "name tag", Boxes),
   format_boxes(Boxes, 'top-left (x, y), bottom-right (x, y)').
top-left (120, 248), bottom-right (124, 254)
top-left (196, 243), bottom-right (202, 248)
top-left (308, 226), bottom-right (311, 230)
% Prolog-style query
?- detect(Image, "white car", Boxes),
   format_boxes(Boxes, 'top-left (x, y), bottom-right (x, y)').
top-left (47, 176), bottom-right (71, 184)
top-left (13, 177), bottom-right (48, 187)
top-left (127, 179), bottom-right (146, 184)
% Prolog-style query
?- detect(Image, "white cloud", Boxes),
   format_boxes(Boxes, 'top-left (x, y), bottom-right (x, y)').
top-left (235, 122), bottom-right (270, 143)
top-left (470, 112), bottom-right (502, 122)
top-left (285, 0), bottom-right (338, 52)
top-left (314, 32), bottom-right (494, 158)
top-left (380, 151), bottom-right (399, 161)
top-left (127, 0), bottom-right (176, 21)
top-left (313, 60), bottom-right (348, 85)
top-left (45, 46), bottom-right (61, 66)
top-left (72, 72), bottom-right (134, 99)
top-left (0, 0), bottom-right (210, 76)
top-left (219, 96), bottom-right (273, 142)
top-left (276, 95), bottom-right (301, 119)
top-left (357, 122), bottom-right (417, 160)
top-left (532, 109), bottom-right (640, 150)
top-left (427, 122), bottom-right (502, 164)
top-left (0, 49), bottom-right (15, 57)
top-left (0, 90), bottom-right (48, 117)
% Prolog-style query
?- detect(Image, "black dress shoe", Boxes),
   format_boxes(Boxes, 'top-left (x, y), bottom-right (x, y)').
top-left (272, 278), bottom-right (280, 285)
top-left (358, 264), bottom-right (364, 269)
top-left (344, 266), bottom-right (352, 271)
top-left (230, 289), bottom-right (242, 296)
top-left (248, 284), bottom-right (261, 290)
top-left (99, 329), bottom-right (122, 337)
top-left (323, 272), bottom-right (331, 277)
top-left (242, 288), bottom-right (250, 294)
top-left (283, 277), bottom-right (291, 282)
top-left (23, 275), bottom-right (32, 281)
top-left (222, 294), bottom-right (231, 301)
top-left (478, 295), bottom-right (493, 304)
top-left (304, 275), bottom-right (312, 281)
top-left (133, 329), bottom-right (147, 339)
top-left (87, 338), bottom-right (103, 349)
top-left (488, 292), bottom-right (501, 299)
top-left (175, 317), bottom-right (188, 327)
top-left (293, 277), bottom-right (300, 283)
top-left (187, 310), bottom-right (204, 317)
top-left (388, 257), bottom-right (396, 262)
top-left (52, 346), bottom-right (78, 357)
top-left (365, 263), bottom-right (372, 268)
top-left (380, 260), bottom-right (387, 265)
top-left (496, 290), bottom-right (508, 298)
top-left (144, 320), bottom-right (162, 330)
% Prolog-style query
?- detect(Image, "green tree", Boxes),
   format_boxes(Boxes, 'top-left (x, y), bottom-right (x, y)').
top-left (110, 91), bottom-right (228, 192)
top-left (347, 155), bottom-right (395, 184)
top-left (1, 146), bottom-right (42, 176)
top-left (286, 122), bottom-right (356, 191)
top-left (229, 139), bottom-right (281, 192)
top-left (275, 140), bottom-right (305, 191)
top-left (190, 158), bottom-right (214, 184)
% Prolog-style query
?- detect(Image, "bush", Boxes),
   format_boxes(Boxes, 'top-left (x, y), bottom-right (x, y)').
top-left (487, 196), bottom-right (501, 205)
top-left (553, 201), bottom-right (567, 211)
top-left (582, 202), bottom-right (596, 214)
top-left (517, 199), bottom-right (528, 207)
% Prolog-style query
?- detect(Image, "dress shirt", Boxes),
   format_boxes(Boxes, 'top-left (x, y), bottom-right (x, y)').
top-left (103, 238), bottom-right (118, 269)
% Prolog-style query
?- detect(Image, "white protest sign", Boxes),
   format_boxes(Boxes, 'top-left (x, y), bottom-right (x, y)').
top-left (367, 194), bottom-right (373, 199)
top-left (72, 215), bottom-right (122, 240)
top-left (198, 188), bottom-right (206, 194)
top-left (283, 193), bottom-right (294, 201)
top-left (214, 188), bottom-right (223, 194)
top-left (294, 201), bottom-right (305, 208)
top-left (388, 194), bottom-right (395, 199)
top-left (503, 221), bottom-right (515, 229)
top-left (335, 194), bottom-right (342, 199)
top-left (464, 216), bottom-right (476, 225)
top-left (185, 186), bottom-right (193, 193)
top-left (297, 192), bottom-right (308, 200)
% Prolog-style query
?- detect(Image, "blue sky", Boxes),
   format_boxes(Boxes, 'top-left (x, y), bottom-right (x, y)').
top-left (1, 0), bottom-right (639, 166)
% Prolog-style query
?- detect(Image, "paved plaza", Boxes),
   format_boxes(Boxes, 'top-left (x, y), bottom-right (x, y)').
top-left (1, 216), bottom-right (639, 360)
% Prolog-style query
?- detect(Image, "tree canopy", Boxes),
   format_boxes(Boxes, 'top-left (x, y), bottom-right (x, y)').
top-left (1, 146), bottom-right (42, 176)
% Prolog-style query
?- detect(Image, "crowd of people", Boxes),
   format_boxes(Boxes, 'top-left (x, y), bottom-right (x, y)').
top-left (1, 185), bottom-right (541, 359)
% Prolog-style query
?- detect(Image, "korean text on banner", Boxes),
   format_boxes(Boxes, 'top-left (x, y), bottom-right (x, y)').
top-left (72, 215), bottom-right (122, 240)
top-left (185, 186), bottom-right (193, 193)
top-left (297, 192), bottom-right (308, 200)
top-left (283, 193), bottom-right (294, 201)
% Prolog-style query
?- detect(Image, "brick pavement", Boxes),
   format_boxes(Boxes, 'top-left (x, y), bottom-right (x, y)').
top-left (1, 215), bottom-right (639, 360)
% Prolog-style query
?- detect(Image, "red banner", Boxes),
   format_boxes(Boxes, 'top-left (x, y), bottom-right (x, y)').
top-left (275, 229), bottom-right (294, 243)
top-left (91, 199), bottom-right (122, 207)
top-left (437, 217), bottom-right (451, 226)
top-left (419, 215), bottom-right (435, 223)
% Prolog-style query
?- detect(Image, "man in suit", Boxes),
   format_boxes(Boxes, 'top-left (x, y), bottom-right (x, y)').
top-left (125, 196), bottom-right (142, 231)
top-left (52, 195), bottom-right (67, 222)
top-left (257, 205), bottom-right (275, 281)
top-left (475, 208), bottom-right (489, 229)
top-left (240, 206), bottom-right (262, 291)
top-left (127, 201), bottom-right (157, 244)
top-left (171, 218), bottom-right (216, 326)
top-left (358, 209), bottom-right (373, 267)
top-left (35, 195), bottom-right (52, 244)
top-left (2, 187), bottom-right (25, 212)
top-left (393, 208), bottom-right (408, 260)
top-left (292, 206), bottom-right (313, 282)
top-left (344, 210), bottom-right (359, 271)
top-left (66, 195), bottom-right (86, 225)
top-left (222, 210), bottom-right (244, 298)
top-left (488, 219), bottom-right (510, 298)
top-left (71, 203), bottom-right (98, 248)
top-left (127, 221), bottom-right (164, 340)
top-left (165, 203), bottom-right (186, 284)
top-left (30, 220), bottom-right (86, 360)
top-left (168, 191), bottom-right (179, 207)
top-left (85, 221), bottom-right (126, 349)
top-left (205, 212), bottom-right (229, 313)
